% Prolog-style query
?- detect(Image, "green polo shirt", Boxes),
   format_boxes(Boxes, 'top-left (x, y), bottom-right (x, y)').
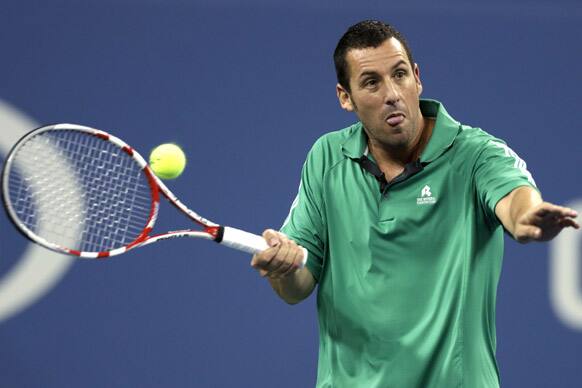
top-left (281, 99), bottom-right (536, 388)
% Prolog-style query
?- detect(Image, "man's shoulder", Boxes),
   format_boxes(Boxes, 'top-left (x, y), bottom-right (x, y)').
top-left (306, 122), bottom-right (362, 163)
top-left (454, 124), bottom-right (506, 154)
top-left (313, 122), bottom-right (362, 149)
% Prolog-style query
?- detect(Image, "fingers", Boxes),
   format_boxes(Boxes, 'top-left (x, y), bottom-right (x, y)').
top-left (267, 240), bottom-right (296, 277)
top-left (249, 229), bottom-right (285, 272)
top-left (280, 247), bottom-right (305, 277)
top-left (559, 217), bottom-right (580, 229)
top-left (250, 246), bottom-right (277, 270)
top-left (535, 204), bottom-right (579, 230)
top-left (251, 229), bottom-right (304, 279)
top-left (515, 203), bottom-right (580, 242)
top-left (262, 228), bottom-right (283, 248)
top-left (515, 225), bottom-right (542, 243)
top-left (534, 203), bottom-right (578, 220)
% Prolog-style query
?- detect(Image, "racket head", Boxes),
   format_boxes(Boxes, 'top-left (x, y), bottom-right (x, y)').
top-left (1, 124), bottom-right (160, 258)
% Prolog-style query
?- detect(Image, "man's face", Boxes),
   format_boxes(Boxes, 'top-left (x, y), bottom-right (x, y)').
top-left (337, 37), bottom-right (423, 150)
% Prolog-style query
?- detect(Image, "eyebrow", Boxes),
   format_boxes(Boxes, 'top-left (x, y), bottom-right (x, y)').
top-left (358, 60), bottom-right (409, 79)
top-left (391, 60), bottom-right (408, 70)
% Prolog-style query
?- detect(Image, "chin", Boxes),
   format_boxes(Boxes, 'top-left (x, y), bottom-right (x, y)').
top-left (389, 129), bottom-right (414, 145)
top-left (378, 137), bottom-right (407, 149)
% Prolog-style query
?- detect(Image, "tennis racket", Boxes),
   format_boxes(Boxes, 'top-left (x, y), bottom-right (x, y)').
top-left (1, 123), bottom-right (307, 264)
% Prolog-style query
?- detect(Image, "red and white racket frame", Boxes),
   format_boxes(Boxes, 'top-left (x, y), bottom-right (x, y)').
top-left (2, 123), bottom-right (308, 265)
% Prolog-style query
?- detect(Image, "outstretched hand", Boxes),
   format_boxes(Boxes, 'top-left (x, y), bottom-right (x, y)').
top-left (513, 202), bottom-right (579, 243)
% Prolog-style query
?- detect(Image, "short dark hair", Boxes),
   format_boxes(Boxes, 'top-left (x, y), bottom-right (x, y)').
top-left (334, 20), bottom-right (415, 92)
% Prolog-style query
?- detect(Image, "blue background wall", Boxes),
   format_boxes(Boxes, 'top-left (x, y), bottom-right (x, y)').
top-left (1, 1), bottom-right (581, 387)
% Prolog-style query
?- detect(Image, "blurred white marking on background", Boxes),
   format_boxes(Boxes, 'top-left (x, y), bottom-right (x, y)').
top-left (550, 199), bottom-right (582, 330)
top-left (0, 99), bottom-right (75, 323)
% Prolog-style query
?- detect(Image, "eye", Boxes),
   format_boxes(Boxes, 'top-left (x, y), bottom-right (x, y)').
top-left (394, 69), bottom-right (407, 80)
top-left (363, 78), bottom-right (379, 88)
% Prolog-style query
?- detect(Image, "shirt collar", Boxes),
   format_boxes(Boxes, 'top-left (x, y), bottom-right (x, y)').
top-left (341, 99), bottom-right (460, 163)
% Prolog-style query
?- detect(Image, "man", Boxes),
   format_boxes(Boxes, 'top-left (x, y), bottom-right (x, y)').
top-left (251, 20), bottom-right (579, 387)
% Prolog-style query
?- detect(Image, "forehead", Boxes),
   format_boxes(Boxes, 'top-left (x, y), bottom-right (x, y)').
top-left (345, 37), bottom-right (410, 78)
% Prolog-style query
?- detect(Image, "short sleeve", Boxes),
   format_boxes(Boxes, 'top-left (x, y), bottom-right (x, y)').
top-left (474, 138), bottom-right (538, 226)
top-left (280, 143), bottom-right (326, 281)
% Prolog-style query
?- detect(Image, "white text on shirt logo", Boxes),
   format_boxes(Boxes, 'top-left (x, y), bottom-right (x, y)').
top-left (417, 185), bottom-right (437, 205)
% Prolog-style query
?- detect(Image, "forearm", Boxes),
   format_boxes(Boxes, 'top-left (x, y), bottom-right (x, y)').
top-left (268, 268), bottom-right (316, 305)
top-left (502, 186), bottom-right (543, 237)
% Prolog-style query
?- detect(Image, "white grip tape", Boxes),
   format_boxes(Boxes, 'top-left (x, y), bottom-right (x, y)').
top-left (221, 227), bottom-right (308, 268)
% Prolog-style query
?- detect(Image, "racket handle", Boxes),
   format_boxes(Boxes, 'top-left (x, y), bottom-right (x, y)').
top-left (219, 226), bottom-right (308, 268)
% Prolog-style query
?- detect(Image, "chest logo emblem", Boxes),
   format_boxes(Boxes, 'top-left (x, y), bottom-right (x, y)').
top-left (417, 185), bottom-right (437, 205)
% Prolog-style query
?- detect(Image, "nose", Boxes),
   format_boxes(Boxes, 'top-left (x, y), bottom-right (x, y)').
top-left (383, 78), bottom-right (399, 105)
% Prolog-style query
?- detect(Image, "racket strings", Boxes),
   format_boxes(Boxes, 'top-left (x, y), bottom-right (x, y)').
top-left (6, 129), bottom-right (153, 252)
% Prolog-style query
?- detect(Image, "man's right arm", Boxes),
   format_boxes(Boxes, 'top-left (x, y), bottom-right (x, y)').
top-left (251, 229), bottom-right (316, 304)
top-left (255, 138), bottom-right (327, 304)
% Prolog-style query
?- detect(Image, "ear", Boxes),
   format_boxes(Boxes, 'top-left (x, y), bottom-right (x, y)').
top-left (336, 83), bottom-right (354, 112)
top-left (414, 63), bottom-right (423, 96)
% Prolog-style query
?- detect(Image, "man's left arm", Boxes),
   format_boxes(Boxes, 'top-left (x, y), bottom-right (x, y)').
top-left (495, 186), bottom-right (580, 242)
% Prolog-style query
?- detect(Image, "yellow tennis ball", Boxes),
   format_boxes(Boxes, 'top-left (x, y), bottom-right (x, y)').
top-left (149, 143), bottom-right (187, 179)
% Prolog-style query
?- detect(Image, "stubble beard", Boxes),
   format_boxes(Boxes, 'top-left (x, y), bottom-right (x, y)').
top-left (352, 99), bottom-right (418, 153)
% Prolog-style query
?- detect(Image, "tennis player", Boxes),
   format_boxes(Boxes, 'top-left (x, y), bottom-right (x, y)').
top-left (251, 20), bottom-right (579, 388)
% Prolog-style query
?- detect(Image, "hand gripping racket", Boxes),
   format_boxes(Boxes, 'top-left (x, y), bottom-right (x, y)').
top-left (1, 123), bottom-right (308, 264)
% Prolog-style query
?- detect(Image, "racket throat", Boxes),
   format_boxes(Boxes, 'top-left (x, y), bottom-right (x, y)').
top-left (206, 225), bottom-right (223, 242)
